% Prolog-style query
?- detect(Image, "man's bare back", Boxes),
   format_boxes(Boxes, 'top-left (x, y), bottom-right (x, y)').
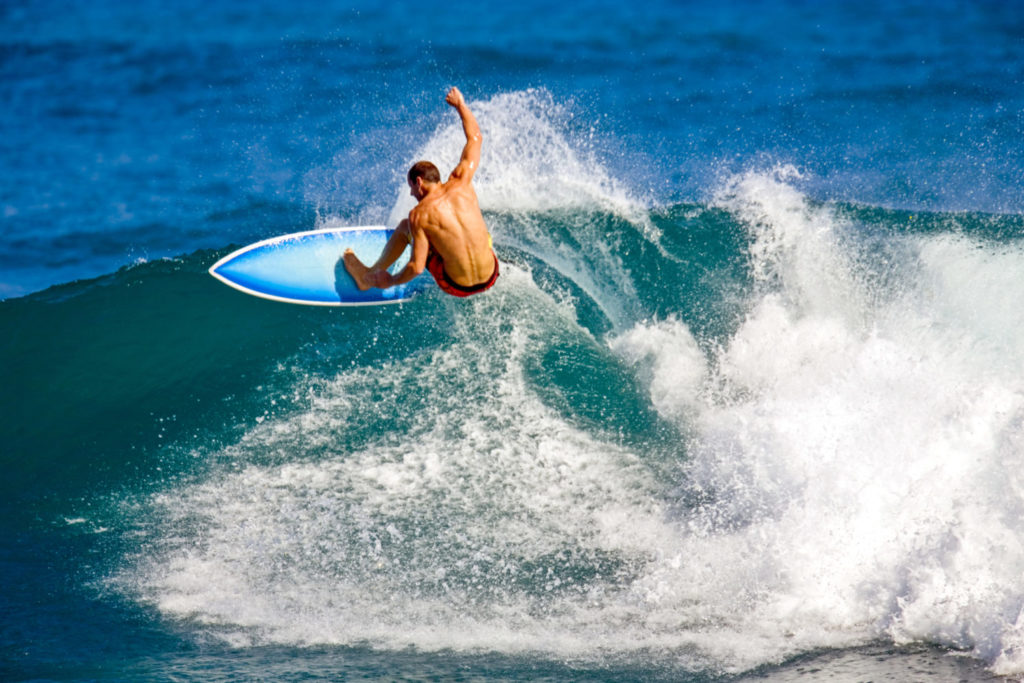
top-left (344, 87), bottom-right (499, 297)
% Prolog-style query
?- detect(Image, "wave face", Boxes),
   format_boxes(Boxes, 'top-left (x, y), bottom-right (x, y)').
top-left (4, 88), bottom-right (1021, 680)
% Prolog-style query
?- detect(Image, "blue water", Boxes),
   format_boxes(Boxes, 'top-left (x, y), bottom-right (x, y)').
top-left (2, 1), bottom-right (1023, 680)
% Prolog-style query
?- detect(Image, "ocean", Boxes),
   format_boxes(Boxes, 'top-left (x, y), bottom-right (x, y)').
top-left (2, 0), bottom-right (1023, 680)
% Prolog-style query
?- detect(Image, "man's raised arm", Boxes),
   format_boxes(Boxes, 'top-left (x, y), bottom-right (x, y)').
top-left (446, 87), bottom-right (481, 182)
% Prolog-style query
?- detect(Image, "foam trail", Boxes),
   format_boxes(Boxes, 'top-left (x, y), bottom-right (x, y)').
top-left (118, 271), bottom-right (687, 658)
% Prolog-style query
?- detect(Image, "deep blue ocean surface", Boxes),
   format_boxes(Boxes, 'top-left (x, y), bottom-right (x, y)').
top-left (2, 1), bottom-right (1023, 680)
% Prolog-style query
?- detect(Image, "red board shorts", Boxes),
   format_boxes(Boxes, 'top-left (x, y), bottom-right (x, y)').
top-left (426, 248), bottom-right (500, 298)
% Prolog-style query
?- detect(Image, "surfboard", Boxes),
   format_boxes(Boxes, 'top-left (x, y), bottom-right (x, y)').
top-left (208, 226), bottom-right (431, 306)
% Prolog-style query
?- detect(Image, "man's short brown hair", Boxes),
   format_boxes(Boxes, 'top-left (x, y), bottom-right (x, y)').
top-left (408, 161), bottom-right (441, 185)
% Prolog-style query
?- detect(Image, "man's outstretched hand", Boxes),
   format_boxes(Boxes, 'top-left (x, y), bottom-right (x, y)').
top-left (445, 86), bottom-right (466, 108)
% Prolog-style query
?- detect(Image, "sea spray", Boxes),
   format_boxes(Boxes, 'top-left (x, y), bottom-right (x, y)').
top-left (377, 89), bottom-right (659, 329)
top-left (386, 89), bottom-right (649, 222)
top-left (613, 170), bottom-right (1024, 672)
top-left (712, 165), bottom-right (870, 323)
top-left (609, 318), bottom-right (707, 424)
top-left (118, 269), bottom-right (683, 656)
top-left (102, 169), bottom-right (1024, 675)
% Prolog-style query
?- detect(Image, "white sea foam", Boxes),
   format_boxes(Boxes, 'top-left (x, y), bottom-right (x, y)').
top-left (608, 318), bottom-right (707, 423)
top-left (612, 168), bottom-right (1024, 673)
top-left (120, 168), bottom-right (1024, 676)
top-left (122, 270), bottom-right (684, 657)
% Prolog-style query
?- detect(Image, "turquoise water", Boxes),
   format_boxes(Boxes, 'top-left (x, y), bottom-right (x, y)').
top-left (3, 1), bottom-right (1023, 680)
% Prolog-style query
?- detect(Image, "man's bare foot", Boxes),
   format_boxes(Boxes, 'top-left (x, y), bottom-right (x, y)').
top-left (343, 249), bottom-right (372, 291)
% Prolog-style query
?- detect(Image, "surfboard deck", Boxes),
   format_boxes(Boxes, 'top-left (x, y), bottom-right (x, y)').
top-left (209, 226), bottom-right (431, 306)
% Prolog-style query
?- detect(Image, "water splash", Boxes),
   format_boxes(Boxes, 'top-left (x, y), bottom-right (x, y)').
top-left (614, 169), bottom-right (1024, 672)
top-left (384, 89), bottom-right (658, 330)
top-left (112, 167), bottom-right (1024, 677)
top-left (387, 89), bottom-right (649, 224)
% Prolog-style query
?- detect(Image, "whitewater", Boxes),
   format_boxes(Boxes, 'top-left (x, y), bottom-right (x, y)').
top-left (89, 91), bottom-right (1024, 678)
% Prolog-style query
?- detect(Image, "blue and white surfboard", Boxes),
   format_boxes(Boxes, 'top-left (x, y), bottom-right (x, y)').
top-left (209, 226), bottom-right (431, 306)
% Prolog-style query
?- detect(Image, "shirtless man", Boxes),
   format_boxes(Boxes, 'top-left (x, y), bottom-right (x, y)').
top-left (343, 87), bottom-right (499, 298)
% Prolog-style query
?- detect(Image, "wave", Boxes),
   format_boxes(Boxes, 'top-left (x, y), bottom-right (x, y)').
top-left (5, 91), bottom-right (1024, 676)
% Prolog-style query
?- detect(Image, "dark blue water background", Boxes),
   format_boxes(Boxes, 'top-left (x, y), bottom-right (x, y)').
top-left (3, 0), bottom-right (1021, 298)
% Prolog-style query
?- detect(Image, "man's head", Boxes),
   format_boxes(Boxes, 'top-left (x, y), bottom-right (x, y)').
top-left (408, 161), bottom-right (441, 200)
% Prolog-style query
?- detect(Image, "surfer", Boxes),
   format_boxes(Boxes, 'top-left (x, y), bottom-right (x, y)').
top-left (343, 87), bottom-right (499, 298)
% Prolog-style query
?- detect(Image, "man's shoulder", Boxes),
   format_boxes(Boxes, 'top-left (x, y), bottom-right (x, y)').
top-left (408, 200), bottom-right (438, 229)
top-left (407, 204), bottom-right (423, 226)
top-left (443, 168), bottom-right (475, 189)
